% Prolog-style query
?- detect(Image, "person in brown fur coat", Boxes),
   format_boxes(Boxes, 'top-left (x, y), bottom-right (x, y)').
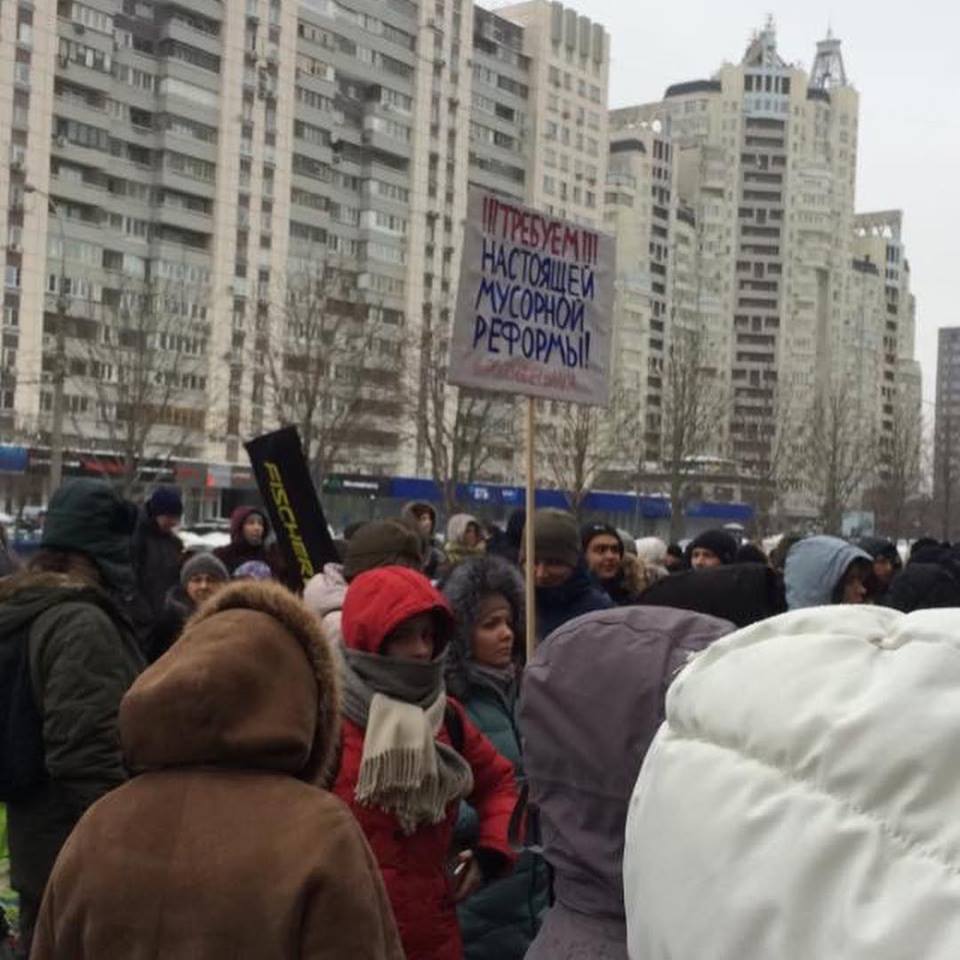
top-left (30, 580), bottom-right (404, 960)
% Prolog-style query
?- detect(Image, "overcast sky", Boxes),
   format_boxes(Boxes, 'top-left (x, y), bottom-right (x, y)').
top-left (492, 1), bottom-right (957, 403)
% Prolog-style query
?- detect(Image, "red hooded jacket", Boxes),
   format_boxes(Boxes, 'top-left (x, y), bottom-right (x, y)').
top-left (334, 567), bottom-right (518, 960)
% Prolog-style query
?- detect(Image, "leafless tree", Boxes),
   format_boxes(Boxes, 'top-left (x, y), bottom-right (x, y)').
top-left (263, 262), bottom-right (403, 484)
top-left (866, 393), bottom-right (924, 540)
top-left (661, 325), bottom-right (727, 542)
top-left (70, 277), bottom-right (209, 496)
top-left (790, 377), bottom-right (878, 536)
top-left (538, 386), bottom-right (635, 519)
top-left (418, 325), bottom-right (515, 518)
top-left (730, 379), bottom-right (798, 536)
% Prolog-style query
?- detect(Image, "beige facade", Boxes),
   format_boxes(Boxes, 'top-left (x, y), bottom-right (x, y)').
top-left (608, 22), bottom-right (920, 523)
top-left (498, 0), bottom-right (608, 229)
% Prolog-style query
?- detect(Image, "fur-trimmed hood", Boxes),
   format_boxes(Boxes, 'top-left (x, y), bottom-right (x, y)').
top-left (442, 556), bottom-right (525, 701)
top-left (0, 568), bottom-right (124, 635)
top-left (446, 513), bottom-right (481, 547)
top-left (121, 579), bottom-right (341, 784)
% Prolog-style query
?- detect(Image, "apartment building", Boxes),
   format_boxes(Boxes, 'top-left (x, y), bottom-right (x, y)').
top-left (498, 0), bottom-right (608, 228)
top-left (0, 0), bottom-right (612, 511)
top-left (935, 327), bottom-right (960, 538)
top-left (608, 20), bottom-right (920, 523)
top-left (604, 114), bottom-right (677, 465)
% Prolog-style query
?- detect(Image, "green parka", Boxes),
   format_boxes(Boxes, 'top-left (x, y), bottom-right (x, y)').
top-left (0, 572), bottom-right (143, 950)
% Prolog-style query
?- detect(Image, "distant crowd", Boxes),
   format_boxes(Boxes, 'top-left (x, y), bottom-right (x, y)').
top-left (1, 479), bottom-right (959, 959)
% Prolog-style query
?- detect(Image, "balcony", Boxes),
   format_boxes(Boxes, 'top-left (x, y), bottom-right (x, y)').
top-left (156, 201), bottom-right (213, 236)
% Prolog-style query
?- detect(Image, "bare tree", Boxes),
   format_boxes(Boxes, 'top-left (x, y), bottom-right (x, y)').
top-left (263, 262), bottom-right (403, 484)
top-left (538, 387), bottom-right (634, 519)
top-left (418, 325), bottom-right (515, 518)
top-left (730, 379), bottom-right (798, 536)
top-left (661, 326), bottom-right (726, 542)
top-left (790, 377), bottom-right (878, 536)
top-left (866, 393), bottom-right (924, 540)
top-left (71, 277), bottom-right (209, 496)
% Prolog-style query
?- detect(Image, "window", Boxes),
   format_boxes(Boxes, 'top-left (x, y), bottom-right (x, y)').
top-left (58, 38), bottom-right (111, 73)
top-left (70, 3), bottom-right (113, 34)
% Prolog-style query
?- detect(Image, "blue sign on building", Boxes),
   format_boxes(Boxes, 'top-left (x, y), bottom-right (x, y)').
top-left (0, 446), bottom-right (28, 474)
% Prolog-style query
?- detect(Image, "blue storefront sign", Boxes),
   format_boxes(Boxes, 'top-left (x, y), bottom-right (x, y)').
top-left (0, 446), bottom-right (28, 474)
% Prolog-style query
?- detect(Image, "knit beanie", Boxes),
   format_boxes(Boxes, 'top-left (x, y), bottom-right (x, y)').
top-left (532, 509), bottom-right (580, 567)
top-left (180, 552), bottom-right (229, 587)
top-left (234, 560), bottom-right (274, 581)
top-left (146, 485), bottom-right (183, 519)
top-left (343, 519), bottom-right (424, 582)
top-left (581, 522), bottom-right (624, 556)
top-left (688, 529), bottom-right (739, 566)
top-left (42, 478), bottom-right (139, 593)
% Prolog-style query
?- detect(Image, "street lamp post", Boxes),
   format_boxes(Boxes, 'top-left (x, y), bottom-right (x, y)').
top-left (26, 184), bottom-right (68, 494)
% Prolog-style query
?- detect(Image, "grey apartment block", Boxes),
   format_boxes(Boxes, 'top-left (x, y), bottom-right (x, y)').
top-left (0, 0), bottom-right (611, 503)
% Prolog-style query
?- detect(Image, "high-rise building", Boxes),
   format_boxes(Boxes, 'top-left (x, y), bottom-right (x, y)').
top-left (497, 0), bottom-right (608, 228)
top-left (608, 20), bottom-right (920, 524)
top-left (0, 0), bottom-right (610, 512)
top-left (935, 327), bottom-right (960, 539)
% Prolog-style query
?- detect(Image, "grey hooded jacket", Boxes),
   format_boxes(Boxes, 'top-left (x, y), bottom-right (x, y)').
top-left (784, 536), bottom-right (872, 610)
top-left (518, 605), bottom-right (733, 959)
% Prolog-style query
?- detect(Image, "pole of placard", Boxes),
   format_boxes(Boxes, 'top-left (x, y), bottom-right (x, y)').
top-left (525, 397), bottom-right (537, 662)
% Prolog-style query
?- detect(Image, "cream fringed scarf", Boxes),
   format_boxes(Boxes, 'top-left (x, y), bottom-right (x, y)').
top-left (341, 648), bottom-right (474, 835)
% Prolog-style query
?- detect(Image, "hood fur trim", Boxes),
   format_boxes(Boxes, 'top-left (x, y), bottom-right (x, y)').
top-left (441, 556), bottom-right (525, 700)
top-left (0, 569), bottom-right (102, 603)
top-left (187, 579), bottom-right (341, 784)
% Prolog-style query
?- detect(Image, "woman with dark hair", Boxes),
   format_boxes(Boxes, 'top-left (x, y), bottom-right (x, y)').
top-left (443, 556), bottom-right (549, 960)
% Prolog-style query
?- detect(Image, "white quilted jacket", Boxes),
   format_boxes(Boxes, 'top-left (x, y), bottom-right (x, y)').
top-left (624, 605), bottom-right (960, 959)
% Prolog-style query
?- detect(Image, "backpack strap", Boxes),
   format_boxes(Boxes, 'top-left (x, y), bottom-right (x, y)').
top-left (444, 701), bottom-right (465, 755)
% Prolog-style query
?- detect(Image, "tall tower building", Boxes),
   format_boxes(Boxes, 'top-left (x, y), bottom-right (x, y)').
top-left (497, 0), bottom-right (609, 228)
top-left (609, 21), bottom-right (920, 524)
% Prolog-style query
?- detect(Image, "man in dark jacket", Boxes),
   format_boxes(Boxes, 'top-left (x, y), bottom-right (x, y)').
top-left (131, 486), bottom-right (184, 623)
top-left (523, 509), bottom-right (612, 642)
top-left (582, 522), bottom-right (637, 606)
top-left (0, 479), bottom-right (144, 957)
top-left (687, 529), bottom-right (739, 570)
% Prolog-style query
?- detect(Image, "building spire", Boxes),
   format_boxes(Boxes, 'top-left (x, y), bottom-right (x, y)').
top-left (810, 29), bottom-right (848, 89)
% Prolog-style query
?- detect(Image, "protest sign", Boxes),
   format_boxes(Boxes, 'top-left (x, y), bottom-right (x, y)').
top-left (245, 426), bottom-right (339, 591)
top-left (448, 188), bottom-right (615, 406)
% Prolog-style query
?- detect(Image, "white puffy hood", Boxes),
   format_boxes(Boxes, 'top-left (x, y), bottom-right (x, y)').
top-left (624, 605), bottom-right (960, 960)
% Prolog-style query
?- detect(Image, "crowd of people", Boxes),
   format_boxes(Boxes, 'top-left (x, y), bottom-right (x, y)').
top-left (2, 478), bottom-right (960, 959)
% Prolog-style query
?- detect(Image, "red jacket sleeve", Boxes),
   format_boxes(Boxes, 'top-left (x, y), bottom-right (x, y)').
top-left (449, 698), bottom-right (519, 868)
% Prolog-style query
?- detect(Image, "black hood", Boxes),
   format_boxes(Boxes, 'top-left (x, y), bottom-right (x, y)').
top-left (882, 563), bottom-right (960, 613)
top-left (638, 563), bottom-right (786, 628)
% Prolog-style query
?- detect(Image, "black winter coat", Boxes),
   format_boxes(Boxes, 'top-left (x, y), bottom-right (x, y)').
top-left (535, 562), bottom-right (613, 642)
top-left (145, 585), bottom-right (195, 663)
top-left (131, 512), bottom-right (183, 621)
top-left (637, 563), bottom-right (786, 628)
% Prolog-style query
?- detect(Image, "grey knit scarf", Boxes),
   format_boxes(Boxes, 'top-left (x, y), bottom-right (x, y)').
top-left (469, 662), bottom-right (518, 710)
top-left (341, 648), bottom-right (474, 835)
